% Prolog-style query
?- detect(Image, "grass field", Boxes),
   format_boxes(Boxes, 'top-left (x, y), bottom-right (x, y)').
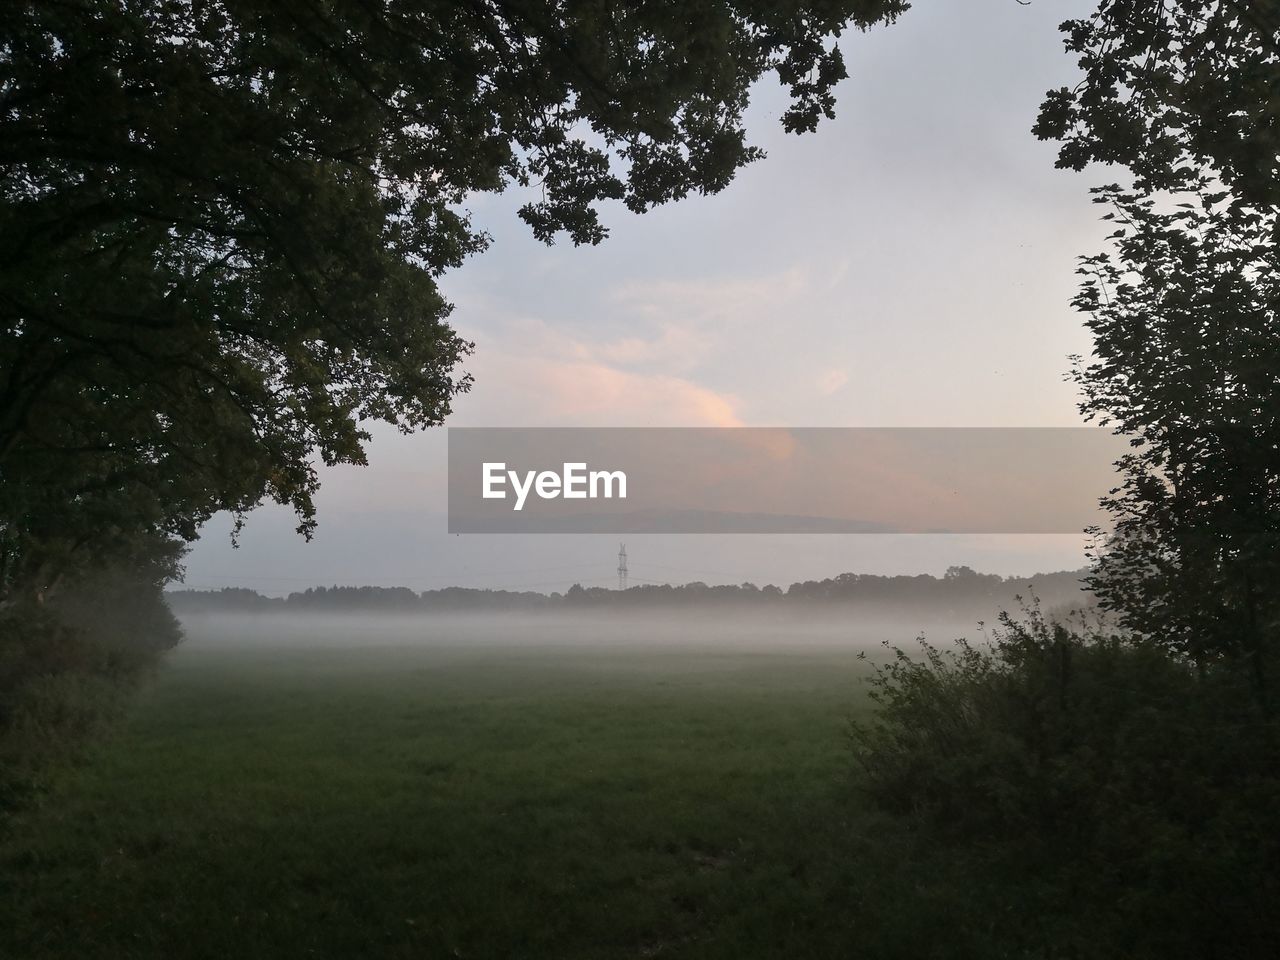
top-left (0, 613), bottom-right (926, 959)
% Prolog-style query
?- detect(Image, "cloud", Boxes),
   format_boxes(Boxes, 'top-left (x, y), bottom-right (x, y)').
top-left (588, 323), bottom-right (713, 373)
top-left (517, 357), bottom-right (742, 427)
top-left (456, 319), bottom-right (742, 427)
top-left (448, 258), bottom-right (855, 428)
top-left (611, 267), bottom-right (811, 327)
top-left (816, 368), bottom-right (849, 396)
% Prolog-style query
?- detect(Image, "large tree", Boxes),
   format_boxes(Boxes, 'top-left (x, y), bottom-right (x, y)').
top-left (0, 0), bottom-right (907, 601)
top-left (1035, 1), bottom-right (1280, 697)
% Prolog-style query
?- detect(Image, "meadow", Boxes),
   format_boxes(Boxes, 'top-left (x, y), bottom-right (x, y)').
top-left (0, 612), bottom-right (939, 959)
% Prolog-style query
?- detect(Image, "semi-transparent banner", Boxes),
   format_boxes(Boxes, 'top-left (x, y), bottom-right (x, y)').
top-left (447, 427), bottom-right (1127, 534)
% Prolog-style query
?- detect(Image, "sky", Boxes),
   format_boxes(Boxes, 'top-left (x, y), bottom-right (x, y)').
top-left (182, 0), bottom-right (1113, 596)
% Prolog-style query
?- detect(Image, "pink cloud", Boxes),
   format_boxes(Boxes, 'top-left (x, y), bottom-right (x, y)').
top-left (455, 322), bottom-right (742, 427)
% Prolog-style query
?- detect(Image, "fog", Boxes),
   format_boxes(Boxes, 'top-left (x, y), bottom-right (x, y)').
top-left (176, 607), bottom-right (994, 655)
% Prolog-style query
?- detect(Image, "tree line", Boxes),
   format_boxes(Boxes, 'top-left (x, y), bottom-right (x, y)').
top-left (166, 566), bottom-right (1090, 617)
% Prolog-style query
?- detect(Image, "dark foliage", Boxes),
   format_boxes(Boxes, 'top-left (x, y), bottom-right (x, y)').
top-left (0, 549), bottom-right (182, 816)
top-left (851, 608), bottom-right (1280, 959)
top-left (1035, 1), bottom-right (1280, 206)
top-left (1070, 182), bottom-right (1280, 696)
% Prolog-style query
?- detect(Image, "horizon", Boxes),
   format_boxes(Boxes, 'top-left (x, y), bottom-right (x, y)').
top-left (166, 560), bottom-right (1092, 601)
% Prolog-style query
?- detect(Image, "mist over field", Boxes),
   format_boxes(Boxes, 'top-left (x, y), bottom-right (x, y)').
top-left (3, 598), bottom-right (912, 960)
top-left (167, 564), bottom-right (1095, 648)
top-left (177, 608), bottom-right (991, 654)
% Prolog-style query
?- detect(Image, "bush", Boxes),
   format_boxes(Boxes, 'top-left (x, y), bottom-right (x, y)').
top-left (850, 607), bottom-right (1280, 959)
top-left (0, 569), bottom-right (181, 818)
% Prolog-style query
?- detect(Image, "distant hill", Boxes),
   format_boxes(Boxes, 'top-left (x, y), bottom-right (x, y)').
top-left (167, 566), bottom-right (1092, 621)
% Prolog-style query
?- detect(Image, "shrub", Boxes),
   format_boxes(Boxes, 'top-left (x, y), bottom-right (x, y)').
top-left (850, 607), bottom-right (1280, 959)
top-left (0, 569), bottom-right (181, 818)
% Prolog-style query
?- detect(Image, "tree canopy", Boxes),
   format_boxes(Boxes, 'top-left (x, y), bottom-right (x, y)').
top-left (1072, 182), bottom-right (1280, 685)
top-left (0, 0), bottom-right (907, 601)
top-left (1035, 0), bottom-right (1280, 206)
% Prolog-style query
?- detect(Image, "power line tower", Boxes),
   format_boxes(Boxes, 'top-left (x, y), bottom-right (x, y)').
top-left (617, 543), bottom-right (628, 591)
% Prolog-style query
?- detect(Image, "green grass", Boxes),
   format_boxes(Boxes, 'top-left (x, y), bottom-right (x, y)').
top-left (0, 618), bottom-right (891, 959)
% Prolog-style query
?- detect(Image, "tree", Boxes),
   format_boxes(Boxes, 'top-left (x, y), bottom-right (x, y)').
top-left (1071, 181), bottom-right (1280, 696)
top-left (1035, 1), bottom-right (1280, 207)
top-left (1034, 0), bottom-right (1280, 697)
top-left (0, 0), bottom-right (908, 602)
